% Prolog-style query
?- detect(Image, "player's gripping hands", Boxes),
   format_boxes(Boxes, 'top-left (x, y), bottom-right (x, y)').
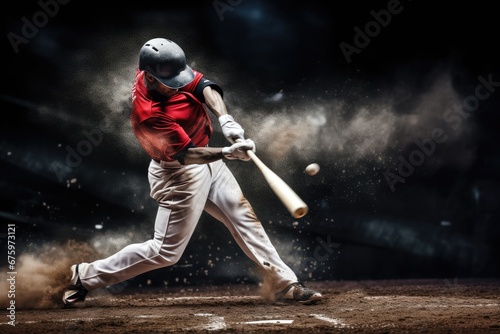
top-left (222, 139), bottom-right (256, 161)
top-left (219, 115), bottom-right (245, 144)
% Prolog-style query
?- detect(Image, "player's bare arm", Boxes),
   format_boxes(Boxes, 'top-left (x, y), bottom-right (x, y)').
top-left (183, 141), bottom-right (255, 165)
top-left (203, 86), bottom-right (246, 144)
top-left (202, 85), bottom-right (228, 118)
top-left (181, 85), bottom-right (252, 164)
top-left (183, 146), bottom-right (225, 165)
top-left (183, 86), bottom-right (228, 164)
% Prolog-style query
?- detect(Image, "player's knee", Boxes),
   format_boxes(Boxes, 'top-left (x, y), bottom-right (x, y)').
top-left (157, 248), bottom-right (182, 266)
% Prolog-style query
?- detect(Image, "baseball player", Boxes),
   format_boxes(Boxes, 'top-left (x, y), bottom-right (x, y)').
top-left (62, 38), bottom-right (323, 306)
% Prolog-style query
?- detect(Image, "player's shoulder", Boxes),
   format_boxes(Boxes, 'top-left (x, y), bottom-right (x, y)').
top-left (182, 70), bottom-right (204, 93)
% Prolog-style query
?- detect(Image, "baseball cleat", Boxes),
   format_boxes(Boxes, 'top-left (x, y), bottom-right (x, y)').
top-left (62, 264), bottom-right (88, 306)
top-left (275, 282), bottom-right (323, 305)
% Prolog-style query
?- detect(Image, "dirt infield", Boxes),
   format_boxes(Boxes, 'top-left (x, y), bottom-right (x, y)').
top-left (3, 278), bottom-right (500, 333)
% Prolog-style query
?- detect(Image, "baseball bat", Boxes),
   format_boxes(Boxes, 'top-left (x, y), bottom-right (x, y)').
top-left (241, 144), bottom-right (309, 218)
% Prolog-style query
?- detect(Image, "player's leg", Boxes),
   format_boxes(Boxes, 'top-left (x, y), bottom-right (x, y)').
top-left (63, 161), bottom-right (211, 304)
top-left (204, 160), bottom-right (323, 304)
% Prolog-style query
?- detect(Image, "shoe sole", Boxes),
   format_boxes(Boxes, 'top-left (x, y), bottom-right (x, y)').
top-left (275, 294), bottom-right (324, 305)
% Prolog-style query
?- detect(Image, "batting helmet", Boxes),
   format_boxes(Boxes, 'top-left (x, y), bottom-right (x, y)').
top-left (139, 38), bottom-right (195, 89)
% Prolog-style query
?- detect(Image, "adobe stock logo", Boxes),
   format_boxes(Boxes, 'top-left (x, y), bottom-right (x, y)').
top-left (303, 234), bottom-right (341, 273)
top-left (7, 0), bottom-right (71, 54)
top-left (212, 0), bottom-right (243, 22)
top-left (339, 0), bottom-right (411, 64)
top-left (384, 73), bottom-right (499, 192)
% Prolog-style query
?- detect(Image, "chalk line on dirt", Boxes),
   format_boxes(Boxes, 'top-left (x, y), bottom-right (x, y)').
top-left (194, 313), bottom-right (227, 331)
top-left (311, 314), bottom-right (350, 328)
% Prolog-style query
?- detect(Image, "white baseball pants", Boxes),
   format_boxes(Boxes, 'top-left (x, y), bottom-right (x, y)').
top-left (78, 159), bottom-right (298, 292)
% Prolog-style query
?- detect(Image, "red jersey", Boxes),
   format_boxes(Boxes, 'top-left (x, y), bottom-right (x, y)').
top-left (130, 69), bottom-right (213, 162)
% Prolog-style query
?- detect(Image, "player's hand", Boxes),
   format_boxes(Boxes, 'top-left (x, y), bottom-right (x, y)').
top-left (222, 139), bottom-right (256, 161)
top-left (219, 114), bottom-right (245, 144)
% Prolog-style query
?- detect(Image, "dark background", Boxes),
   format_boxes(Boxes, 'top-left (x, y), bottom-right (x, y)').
top-left (1, 1), bottom-right (499, 290)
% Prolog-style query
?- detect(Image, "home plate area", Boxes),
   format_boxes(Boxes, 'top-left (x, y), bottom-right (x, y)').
top-left (5, 279), bottom-right (500, 333)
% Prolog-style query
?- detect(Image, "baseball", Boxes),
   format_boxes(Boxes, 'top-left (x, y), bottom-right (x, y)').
top-left (305, 163), bottom-right (320, 176)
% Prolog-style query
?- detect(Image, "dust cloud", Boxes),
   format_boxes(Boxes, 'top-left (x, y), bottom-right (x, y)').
top-left (0, 227), bottom-right (148, 310)
top-left (0, 240), bottom-right (99, 310)
top-left (238, 70), bottom-right (467, 168)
